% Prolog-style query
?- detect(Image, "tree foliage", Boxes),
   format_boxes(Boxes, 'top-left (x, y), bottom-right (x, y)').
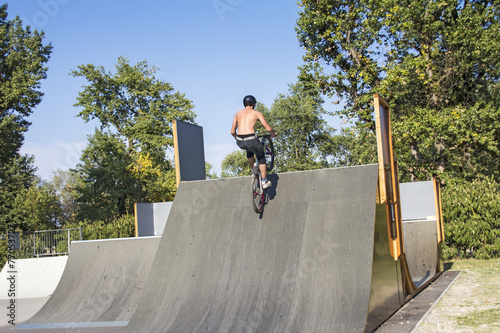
top-left (442, 176), bottom-right (500, 259)
top-left (72, 57), bottom-right (195, 221)
top-left (47, 169), bottom-right (80, 226)
top-left (262, 83), bottom-right (334, 172)
top-left (10, 179), bottom-right (61, 231)
top-left (296, 0), bottom-right (500, 181)
top-left (72, 56), bottom-right (195, 156)
top-left (221, 150), bottom-right (248, 178)
top-left (324, 126), bottom-right (377, 167)
top-left (0, 4), bottom-right (52, 233)
top-left (0, 4), bottom-right (52, 119)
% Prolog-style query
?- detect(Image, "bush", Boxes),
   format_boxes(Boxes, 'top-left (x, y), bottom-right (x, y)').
top-left (442, 176), bottom-right (500, 259)
top-left (65, 214), bottom-right (136, 240)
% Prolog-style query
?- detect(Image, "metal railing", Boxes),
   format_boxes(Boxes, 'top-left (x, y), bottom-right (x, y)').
top-left (8, 227), bottom-right (83, 259)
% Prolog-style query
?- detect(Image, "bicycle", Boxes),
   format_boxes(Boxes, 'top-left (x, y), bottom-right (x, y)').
top-left (251, 135), bottom-right (275, 213)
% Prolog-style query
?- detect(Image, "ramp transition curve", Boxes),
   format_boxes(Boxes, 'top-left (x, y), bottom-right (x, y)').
top-left (21, 237), bottom-right (160, 327)
top-left (126, 165), bottom-right (387, 332)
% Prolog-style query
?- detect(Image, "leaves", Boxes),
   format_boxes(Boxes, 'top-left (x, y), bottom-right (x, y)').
top-left (0, 4), bottom-right (52, 232)
top-left (442, 176), bottom-right (500, 259)
top-left (221, 150), bottom-right (248, 178)
top-left (0, 4), bottom-right (52, 118)
top-left (71, 56), bottom-right (195, 154)
top-left (262, 82), bottom-right (334, 172)
top-left (297, 0), bottom-right (500, 182)
top-left (72, 58), bottom-right (196, 221)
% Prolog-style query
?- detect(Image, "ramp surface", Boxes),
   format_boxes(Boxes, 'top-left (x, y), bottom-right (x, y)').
top-left (21, 237), bottom-right (160, 327)
top-left (126, 165), bottom-right (380, 332)
top-left (0, 256), bottom-right (67, 299)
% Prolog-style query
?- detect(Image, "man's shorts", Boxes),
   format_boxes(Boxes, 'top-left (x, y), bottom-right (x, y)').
top-left (236, 134), bottom-right (266, 165)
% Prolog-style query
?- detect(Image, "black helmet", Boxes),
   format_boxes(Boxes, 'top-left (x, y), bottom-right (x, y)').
top-left (243, 95), bottom-right (257, 107)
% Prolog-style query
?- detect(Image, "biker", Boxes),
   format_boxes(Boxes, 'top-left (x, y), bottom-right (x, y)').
top-left (231, 95), bottom-right (277, 188)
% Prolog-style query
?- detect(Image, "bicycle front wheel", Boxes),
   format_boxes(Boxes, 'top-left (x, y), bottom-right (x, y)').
top-left (262, 136), bottom-right (275, 172)
top-left (251, 175), bottom-right (264, 213)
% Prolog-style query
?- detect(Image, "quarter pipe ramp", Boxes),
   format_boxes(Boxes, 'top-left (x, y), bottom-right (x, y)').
top-left (126, 165), bottom-right (384, 332)
top-left (20, 237), bottom-right (160, 328)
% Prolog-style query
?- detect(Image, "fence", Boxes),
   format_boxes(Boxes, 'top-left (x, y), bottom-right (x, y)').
top-left (8, 227), bottom-right (83, 259)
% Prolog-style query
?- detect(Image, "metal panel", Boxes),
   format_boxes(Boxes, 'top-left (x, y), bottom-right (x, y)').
top-left (402, 219), bottom-right (438, 288)
top-left (173, 120), bottom-right (206, 185)
top-left (136, 202), bottom-right (172, 236)
top-left (365, 204), bottom-right (403, 332)
top-left (135, 203), bottom-right (155, 237)
top-left (399, 181), bottom-right (437, 221)
top-left (153, 202), bottom-right (172, 236)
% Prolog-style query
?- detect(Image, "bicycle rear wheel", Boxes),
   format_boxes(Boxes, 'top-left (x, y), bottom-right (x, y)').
top-left (251, 175), bottom-right (264, 213)
top-left (262, 136), bottom-right (275, 172)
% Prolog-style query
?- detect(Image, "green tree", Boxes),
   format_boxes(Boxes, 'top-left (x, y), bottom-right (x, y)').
top-left (10, 179), bottom-right (61, 231)
top-left (0, 4), bottom-right (52, 233)
top-left (381, 0), bottom-right (500, 181)
top-left (324, 126), bottom-right (377, 167)
top-left (72, 57), bottom-right (196, 221)
top-left (48, 169), bottom-right (80, 226)
top-left (221, 150), bottom-right (248, 178)
top-left (296, 0), bottom-right (500, 182)
top-left (296, 0), bottom-right (383, 130)
top-left (205, 162), bottom-right (218, 179)
top-left (263, 82), bottom-right (335, 172)
top-left (0, 156), bottom-right (38, 232)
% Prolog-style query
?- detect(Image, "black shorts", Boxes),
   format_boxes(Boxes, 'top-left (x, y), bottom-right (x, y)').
top-left (236, 135), bottom-right (266, 165)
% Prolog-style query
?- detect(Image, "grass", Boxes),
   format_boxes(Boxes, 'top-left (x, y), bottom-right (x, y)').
top-left (457, 308), bottom-right (500, 327)
top-left (416, 258), bottom-right (500, 332)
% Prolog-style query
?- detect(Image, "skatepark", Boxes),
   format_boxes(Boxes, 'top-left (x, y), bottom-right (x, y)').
top-left (0, 96), bottom-right (455, 332)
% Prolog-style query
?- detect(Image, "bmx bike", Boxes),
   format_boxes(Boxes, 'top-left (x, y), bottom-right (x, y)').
top-left (251, 135), bottom-right (275, 213)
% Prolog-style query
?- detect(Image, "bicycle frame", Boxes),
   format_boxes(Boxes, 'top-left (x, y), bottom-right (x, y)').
top-left (251, 135), bottom-right (274, 213)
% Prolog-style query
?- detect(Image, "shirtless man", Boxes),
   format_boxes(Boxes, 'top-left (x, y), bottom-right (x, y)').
top-left (231, 95), bottom-right (277, 188)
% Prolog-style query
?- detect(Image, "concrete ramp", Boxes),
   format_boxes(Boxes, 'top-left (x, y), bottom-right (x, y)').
top-left (125, 165), bottom-right (380, 332)
top-left (0, 256), bottom-right (67, 299)
top-left (20, 237), bottom-right (160, 328)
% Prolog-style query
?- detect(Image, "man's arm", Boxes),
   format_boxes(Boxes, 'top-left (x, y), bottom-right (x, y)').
top-left (230, 114), bottom-right (238, 138)
top-left (258, 113), bottom-right (277, 137)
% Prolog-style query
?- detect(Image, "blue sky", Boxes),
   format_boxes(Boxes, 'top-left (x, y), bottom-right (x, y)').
top-left (5, 0), bottom-right (339, 180)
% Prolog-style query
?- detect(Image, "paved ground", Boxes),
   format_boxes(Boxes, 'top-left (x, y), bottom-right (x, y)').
top-left (375, 270), bottom-right (461, 332)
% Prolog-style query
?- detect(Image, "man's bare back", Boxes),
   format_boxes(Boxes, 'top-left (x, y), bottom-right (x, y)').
top-left (231, 107), bottom-right (275, 137)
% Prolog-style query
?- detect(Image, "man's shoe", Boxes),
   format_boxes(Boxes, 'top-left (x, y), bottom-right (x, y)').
top-left (262, 179), bottom-right (272, 189)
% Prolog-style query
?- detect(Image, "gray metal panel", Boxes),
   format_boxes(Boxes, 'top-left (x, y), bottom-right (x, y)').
top-left (136, 202), bottom-right (172, 236)
top-left (24, 237), bottom-right (161, 324)
top-left (176, 120), bottom-right (206, 182)
top-left (402, 220), bottom-right (438, 288)
top-left (365, 204), bottom-right (404, 332)
top-left (153, 202), bottom-right (172, 236)
top-left (399, 181), bottom-right (436, 221)
top-left (136, 203), bottom-right (155, 237)
top-left (125, 165), bottom-right (380, 333)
